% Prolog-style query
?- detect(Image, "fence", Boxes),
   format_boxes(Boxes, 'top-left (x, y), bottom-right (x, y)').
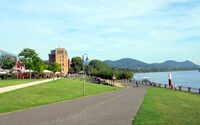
top-left (134, 80), bottom-right (200, 94)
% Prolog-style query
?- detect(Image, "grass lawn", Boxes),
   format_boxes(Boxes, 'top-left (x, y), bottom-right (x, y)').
top-left (0, 78), bottom-right (115, 114)
top-left (0, 79), bottom-right (38, 87)
top-left (133, 87), bottom-right (200, 125)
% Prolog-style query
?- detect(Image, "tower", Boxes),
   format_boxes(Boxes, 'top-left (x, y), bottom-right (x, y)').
top-left (49, 48), bottom-right (69, 75)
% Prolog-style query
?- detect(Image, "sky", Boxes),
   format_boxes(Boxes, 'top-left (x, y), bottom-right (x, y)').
top-left (0, 0), bottom-right (200, 64)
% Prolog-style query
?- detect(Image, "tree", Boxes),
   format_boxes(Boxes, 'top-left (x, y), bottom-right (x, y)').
top-left (114, 69), bottom-right (133, 80)
top-left (2, 56), bottom-right (16, 69)
top-left (70, 56), bottom-right (83, 73)
top-left (18, 48), bottom-right (43, 79)
top-left (18, 48), bottom-right (38, 69)
top-left (89, 60), bottom-right (113, 79)
top-left (89, 59), bottom-right (134, 80)
top-left (48, 62), bottom-right (61, 74)
top-left (33, 56), bottom-right (46, 75)
top-left (89, 60), bottom-right (108, 70)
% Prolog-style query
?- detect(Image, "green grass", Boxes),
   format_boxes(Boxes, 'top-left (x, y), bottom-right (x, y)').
top-left (0, 79), bottom-right (38, 87)
top-left (0, 78), bottom-right (116, 114)
top-left (133, 87), bottom-right (200, 125)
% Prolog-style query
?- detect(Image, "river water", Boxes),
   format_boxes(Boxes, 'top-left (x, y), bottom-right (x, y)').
top-left (134, 70), bottom-right (200, 88)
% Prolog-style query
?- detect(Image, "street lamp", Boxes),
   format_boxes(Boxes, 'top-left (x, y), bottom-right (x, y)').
top-left (112, 74), bottom-right (116, 90)
top-left (82, 53), bottom-right (89, 96)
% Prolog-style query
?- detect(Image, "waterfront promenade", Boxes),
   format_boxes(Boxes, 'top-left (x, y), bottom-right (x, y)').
top-left (133, 80), bottom-right (200, 94)
top-left (0, 86), bottom-right (147, 125)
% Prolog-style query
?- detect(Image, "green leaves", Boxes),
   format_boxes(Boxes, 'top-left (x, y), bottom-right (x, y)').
top-left (1, 56), bottom-right (16, 69)
top-left (48, 62), bottom-right (61, 73)
top-left (70, 56), bottom-right (83, 73)
top-left (18, 48), bottom-right (46, 74)
top-left (18, 48), bottom-right (38, 70)
top-left (33, 56), bottom-right (45, 74)
top-left (89, 59), bottom-right (133, 80)
top-left (89, 60), bottom-right (109, 71)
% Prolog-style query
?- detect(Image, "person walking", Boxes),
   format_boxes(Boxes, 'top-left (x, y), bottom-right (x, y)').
top-left (136, 81), bottom-right (139, 87)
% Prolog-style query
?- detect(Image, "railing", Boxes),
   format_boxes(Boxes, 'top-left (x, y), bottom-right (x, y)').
top-left (134, 80), bottom-right (200, 94)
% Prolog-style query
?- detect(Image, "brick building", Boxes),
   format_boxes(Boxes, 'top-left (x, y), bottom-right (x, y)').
top-left (49, 48), bottom-right (69, 75)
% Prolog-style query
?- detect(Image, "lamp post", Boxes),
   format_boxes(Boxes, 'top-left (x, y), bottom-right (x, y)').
top-left (82, 53), bottom-right (89, 96)
top-left (112, 75), bottom-right (116, 89)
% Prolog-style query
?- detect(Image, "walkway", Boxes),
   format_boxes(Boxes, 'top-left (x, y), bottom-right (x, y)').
top-left (0, 86), bottom-right (147, 125)
top-left (0, 79), bottom-right (54, 94)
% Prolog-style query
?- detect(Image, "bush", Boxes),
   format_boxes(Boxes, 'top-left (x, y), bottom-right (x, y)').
top-left (89, 60), bottom-right (133, 80)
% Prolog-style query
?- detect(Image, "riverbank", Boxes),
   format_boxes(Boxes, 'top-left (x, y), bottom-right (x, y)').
top-left (133, 87), bottom-right (200, 125)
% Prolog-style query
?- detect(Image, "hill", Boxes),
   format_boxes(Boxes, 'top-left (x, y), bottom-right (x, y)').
top-left (105, 58), bottom-right (148, 69)
top-left (104, 58), bottom-right (200, 72)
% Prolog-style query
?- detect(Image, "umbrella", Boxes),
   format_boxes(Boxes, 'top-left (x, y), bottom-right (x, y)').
top-left (43, 70), bottom-right (52, 74)
top-left (55, 71), bottom-right (60, 74)
top-left (0, 71), bottom-right (7, 75)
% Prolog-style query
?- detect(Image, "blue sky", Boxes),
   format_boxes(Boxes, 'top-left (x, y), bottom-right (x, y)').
top-left (0, 0), bottom-right (200, 64)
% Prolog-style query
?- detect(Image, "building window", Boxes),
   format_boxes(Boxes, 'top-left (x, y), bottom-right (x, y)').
top-left (57, 50), bottom-right (63, 54)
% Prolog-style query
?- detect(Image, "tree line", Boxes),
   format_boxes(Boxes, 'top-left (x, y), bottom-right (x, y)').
top-left (126, 67), bottom-right (199, 73)
top-left (1, 48), bottom-right (133, 80)
top-left (70, 57), bottom-right (133, 80)
top-left (1, 48), bottom-right (61, 79)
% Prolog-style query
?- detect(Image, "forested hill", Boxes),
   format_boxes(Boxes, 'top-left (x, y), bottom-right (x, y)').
top-left (104, 58), bottom-right (200, 72)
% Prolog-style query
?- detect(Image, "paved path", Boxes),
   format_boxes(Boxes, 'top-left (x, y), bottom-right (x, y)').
top-left (0, 86), bottom-right (147, 125)
top-left (0, 79), bottom-right (54, 94)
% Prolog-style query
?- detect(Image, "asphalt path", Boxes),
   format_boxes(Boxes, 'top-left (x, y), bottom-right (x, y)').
top-left (0, 86), bottom-right (147, 125)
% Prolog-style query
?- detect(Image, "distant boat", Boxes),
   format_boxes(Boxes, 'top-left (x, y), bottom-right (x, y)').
top-left (142, 77), bottom-right (151, 82)
top-left (142, 77), bottom-right (150, 80)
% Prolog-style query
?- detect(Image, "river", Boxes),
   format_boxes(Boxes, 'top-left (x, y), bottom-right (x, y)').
top-left (134, 70), bottom-right (200, 88)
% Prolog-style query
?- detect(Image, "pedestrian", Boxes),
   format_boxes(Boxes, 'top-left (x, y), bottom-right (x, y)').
top-left (136, 81), bottom-right (138, 87)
